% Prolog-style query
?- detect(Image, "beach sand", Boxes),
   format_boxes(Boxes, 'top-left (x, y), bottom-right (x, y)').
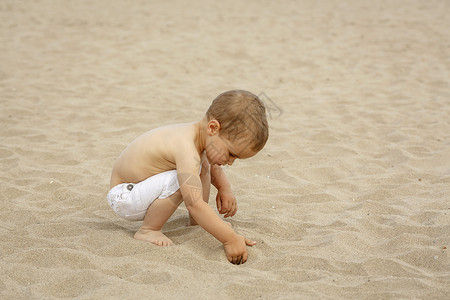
top-left (1, 0), bottom-right (449, 298)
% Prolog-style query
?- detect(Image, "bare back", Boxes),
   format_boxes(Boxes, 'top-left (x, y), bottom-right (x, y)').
top-left (110, 122), bottom-right (202, 188)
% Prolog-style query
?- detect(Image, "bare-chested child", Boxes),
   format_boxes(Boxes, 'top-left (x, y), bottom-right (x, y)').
top-left (107, 90), bottom-right (269, 264)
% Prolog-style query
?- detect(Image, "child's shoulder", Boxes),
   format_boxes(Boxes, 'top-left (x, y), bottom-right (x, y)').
top-left (147, 122), bottom-right (198, 144)
top-left (154, 122), bottom-right (196, 135)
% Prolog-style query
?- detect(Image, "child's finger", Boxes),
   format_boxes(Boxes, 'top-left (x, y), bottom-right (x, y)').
top-left (244, 238), bottom-right (256, 246)
top-left (232, 202), bottom-right (238, 216)
top-left (216, 194), bottom-right (222, 211)
top-left (231, 203), bottom-right (238, 216)
top-left (242, 250), bottom-right (248, 264)
top-left (224, 204), bottom-right (235, 218)
top-left (221, 200), bottom-right (229, 212)
top-left (225, 208), bottom-right (235, 218)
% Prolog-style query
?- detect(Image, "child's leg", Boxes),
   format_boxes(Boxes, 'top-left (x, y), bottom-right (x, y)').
top-left (134, 189), bottom-right (182, 246)
top-left (188, 159), bottom-right (211, 226)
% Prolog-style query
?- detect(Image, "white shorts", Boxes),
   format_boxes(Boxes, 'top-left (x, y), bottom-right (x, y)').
top-left (107, 170), bottom-right (179, 221)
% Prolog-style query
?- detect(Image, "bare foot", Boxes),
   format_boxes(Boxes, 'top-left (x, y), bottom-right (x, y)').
top-left (134, 228), bottom-right (173, 246)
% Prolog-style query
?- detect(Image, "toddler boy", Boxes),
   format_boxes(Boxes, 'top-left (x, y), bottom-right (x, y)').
top-left (108, 90), bottom-right (269, 264)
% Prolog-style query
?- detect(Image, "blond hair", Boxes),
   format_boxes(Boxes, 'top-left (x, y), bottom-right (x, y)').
top-left (206, 90), bottom-right (269, 152)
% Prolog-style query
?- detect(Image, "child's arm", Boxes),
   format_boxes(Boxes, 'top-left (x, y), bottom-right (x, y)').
top-left (176, 147), bottom-right (254, 264)
top-left (211, 164), bottom-right (237, 218)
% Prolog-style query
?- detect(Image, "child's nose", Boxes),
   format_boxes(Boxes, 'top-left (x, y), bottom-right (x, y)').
top-left (227, 157), bottom-right (236, 166)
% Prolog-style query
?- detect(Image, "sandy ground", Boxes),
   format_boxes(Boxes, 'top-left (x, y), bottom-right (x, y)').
top-left (1, 0), bottom-right (449, 299)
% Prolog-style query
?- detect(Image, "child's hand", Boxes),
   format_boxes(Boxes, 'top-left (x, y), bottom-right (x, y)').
top-left (223, 234), bottom-right (256, 265)
top-left (216, 188), bottom-right (237, 218)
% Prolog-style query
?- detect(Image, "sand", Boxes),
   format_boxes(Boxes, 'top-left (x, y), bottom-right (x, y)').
top-left (1, 0), bottom-right (449, 298)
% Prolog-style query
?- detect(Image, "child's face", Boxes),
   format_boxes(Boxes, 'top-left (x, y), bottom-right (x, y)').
top-left (205, 121), bottom-right (258, 166)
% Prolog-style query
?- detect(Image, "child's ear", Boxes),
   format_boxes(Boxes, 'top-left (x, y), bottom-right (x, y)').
top-left (207, 120), bottom-right (221, 136)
